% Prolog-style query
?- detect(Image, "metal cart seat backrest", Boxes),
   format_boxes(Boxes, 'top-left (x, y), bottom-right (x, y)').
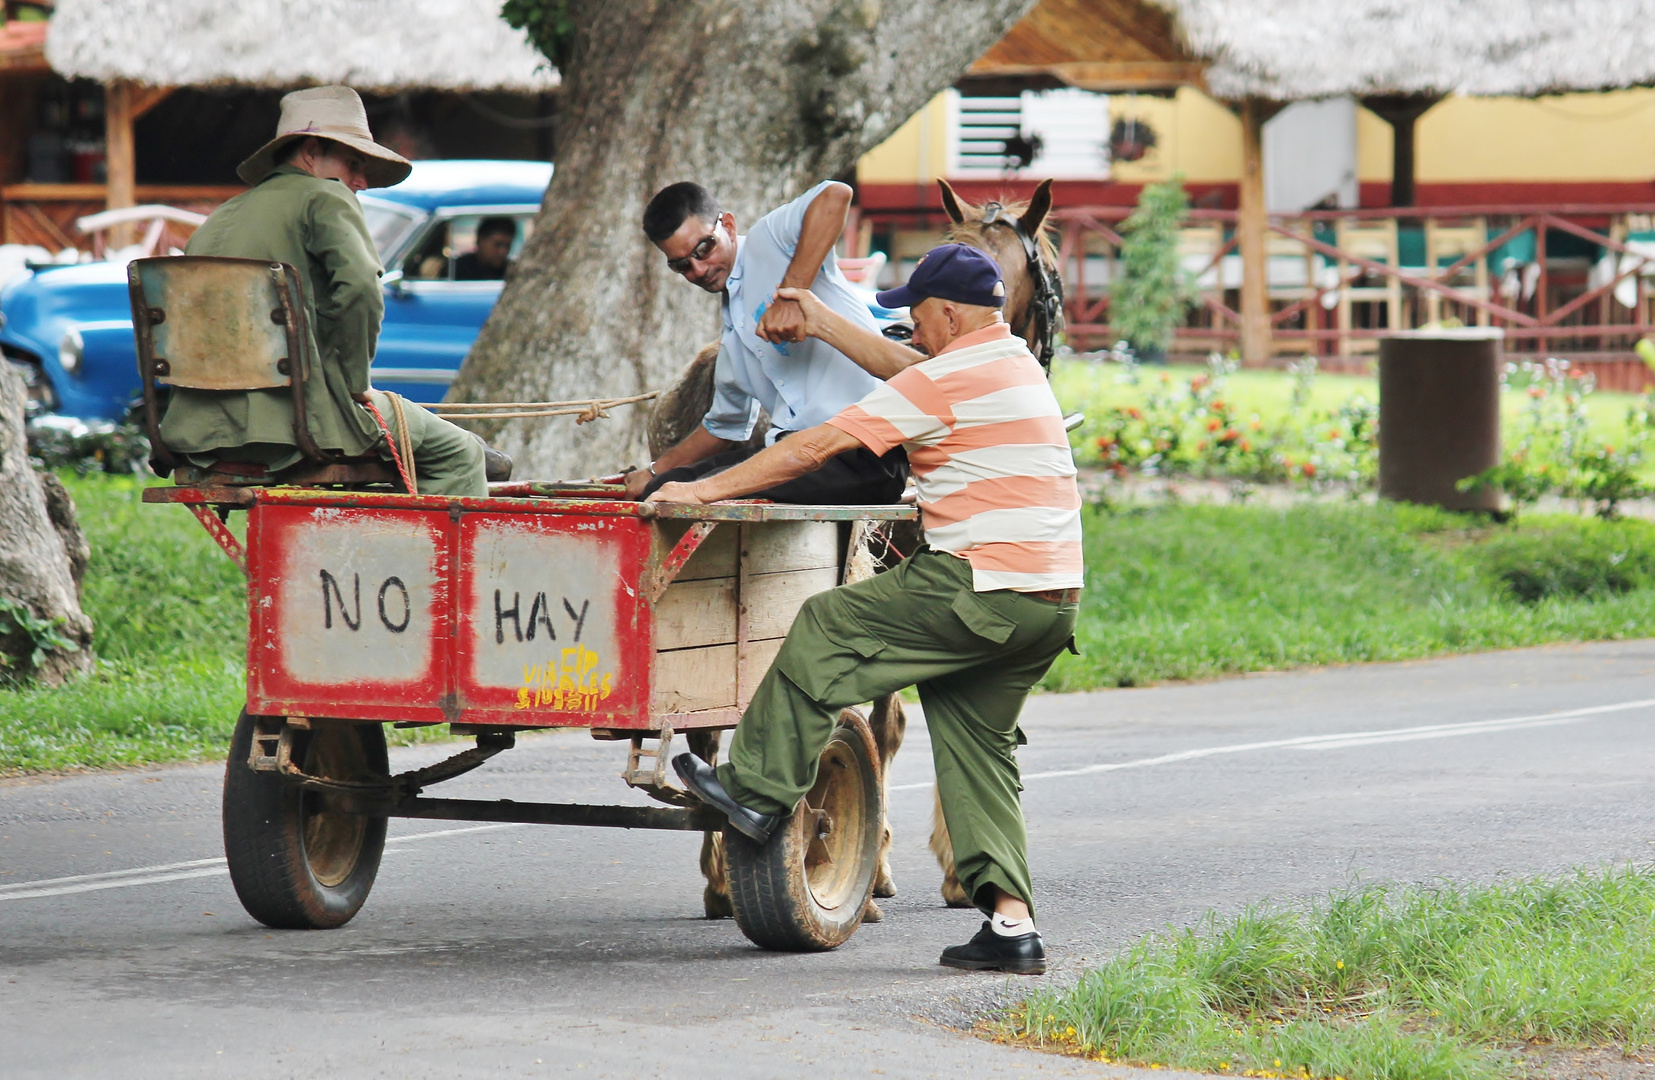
top-left (129, 255), bottom-right (330, 468)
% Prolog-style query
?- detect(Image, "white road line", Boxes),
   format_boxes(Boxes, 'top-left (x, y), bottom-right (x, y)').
top-left (888, 696), bottom-right (1655, 791)
top-left (12, 698), bottom-right (1652, 897)
top-left (0, 822), bottom-right (522, 902)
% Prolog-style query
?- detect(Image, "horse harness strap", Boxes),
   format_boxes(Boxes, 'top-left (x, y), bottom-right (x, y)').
top-left (980, 201), bottom-right (1064, 370)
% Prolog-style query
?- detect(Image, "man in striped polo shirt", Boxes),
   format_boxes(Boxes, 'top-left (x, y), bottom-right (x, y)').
top-left (656, 244), bottom-right (1081, 974)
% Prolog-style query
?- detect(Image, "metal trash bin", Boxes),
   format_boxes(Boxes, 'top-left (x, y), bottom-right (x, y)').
top-left (1378, 329), bottom-right (1503, 512)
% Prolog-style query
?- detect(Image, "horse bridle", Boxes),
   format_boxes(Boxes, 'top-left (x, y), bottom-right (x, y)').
top-left (979, 201), bottom-right (1064, 371)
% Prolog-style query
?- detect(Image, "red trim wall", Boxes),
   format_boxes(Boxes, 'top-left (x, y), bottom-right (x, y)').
top-left (857, 179), bottom-right (1655, 216)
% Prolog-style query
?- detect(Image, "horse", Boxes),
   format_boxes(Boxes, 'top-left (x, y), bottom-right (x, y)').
top-left (649, 177), bottom-right (1063, 918)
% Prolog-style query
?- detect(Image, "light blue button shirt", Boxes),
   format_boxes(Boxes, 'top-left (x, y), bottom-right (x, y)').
top-left (701, 181), bottom-right (884, 444)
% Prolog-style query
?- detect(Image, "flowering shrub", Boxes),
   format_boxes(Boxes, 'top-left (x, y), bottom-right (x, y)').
top-left (1074, 354), bottom-right (1378, 488)
top-left (1461, 358), bottom-right (1651, 519)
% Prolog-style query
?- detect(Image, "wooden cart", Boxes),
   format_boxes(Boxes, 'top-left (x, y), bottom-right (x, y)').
top-left (145, 482), bottom-right (915, 950)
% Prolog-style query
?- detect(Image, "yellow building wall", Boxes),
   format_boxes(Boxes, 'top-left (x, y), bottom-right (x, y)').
top-left (860, 86), bottom-right (1655, 188)
top-left (1415, 90), bottom-right (1655, 181)
top-left (858, 94), bottom-right (950, 184)
top-left (1106, 88), bottom-right (1241, 184)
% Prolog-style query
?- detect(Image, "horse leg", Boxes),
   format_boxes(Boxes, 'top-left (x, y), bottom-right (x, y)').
top-left (685, 728), bottom-right (732, 919)
top-left (930, 784), bottom-right (973, 908)
top-left (868, 693), bottom-right (907, 899)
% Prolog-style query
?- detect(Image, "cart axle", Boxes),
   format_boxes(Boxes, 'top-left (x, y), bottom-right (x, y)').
top-left (385, 796), bottom-right (726, 832)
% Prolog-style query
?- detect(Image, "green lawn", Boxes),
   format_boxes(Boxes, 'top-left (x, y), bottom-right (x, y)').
top-left (8, 476), bottom-right (1655, 773)
top-left (1044, 501), bottom-right (1655, 691)
top-left (1012, 866), bottom-right (1655, 1080)
top-left (1051, 359), bottom-right (1649, 460)
top-left (0, 476), bottom-right (248, 773)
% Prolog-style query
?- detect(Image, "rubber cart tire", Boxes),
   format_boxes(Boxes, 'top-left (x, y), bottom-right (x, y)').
top-left (725, 708), bottom-right (882, 951)
top-left (223, 711), bottom-right (388, 929)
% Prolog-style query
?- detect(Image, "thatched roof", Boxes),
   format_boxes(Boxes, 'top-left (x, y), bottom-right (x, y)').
top-left (1177, 0), bottom-right (1655, 100)
top-left (973, 0), bottom-right (1655, 101)
top-left (45, 0), bottom-right (558, 92)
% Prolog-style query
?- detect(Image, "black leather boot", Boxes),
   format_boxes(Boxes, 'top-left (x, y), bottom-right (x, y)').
top-left (672, 753), bottom-right (781, 843)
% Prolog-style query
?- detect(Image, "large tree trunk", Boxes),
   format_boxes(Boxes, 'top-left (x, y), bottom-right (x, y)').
top-left (0, 364), bottom-right (94, 685)
top-left (450, 0), bottom-right (1039, 479)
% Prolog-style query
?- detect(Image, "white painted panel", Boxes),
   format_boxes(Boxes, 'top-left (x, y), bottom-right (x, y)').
top-left (468, 521), bottom-right (624, 708)
top-left (277, 512), bottom-right (440, 686)
top-left (948, 88), bottom-right (1110, 180)
top-left (1265, 97), bottom-right (1358, 212)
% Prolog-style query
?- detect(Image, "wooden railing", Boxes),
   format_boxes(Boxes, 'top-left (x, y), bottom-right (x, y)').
top-left (1, 184), bottom-right (240, 252)
top-left (1047, 203), bottom-right (1655, 388)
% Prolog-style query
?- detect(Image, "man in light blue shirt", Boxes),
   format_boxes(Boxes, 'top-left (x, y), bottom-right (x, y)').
top-left (624, 180), bottom-right (909, 504)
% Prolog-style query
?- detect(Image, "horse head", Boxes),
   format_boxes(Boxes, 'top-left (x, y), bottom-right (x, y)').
top-left (936, 178), bottom-right (1063, 369)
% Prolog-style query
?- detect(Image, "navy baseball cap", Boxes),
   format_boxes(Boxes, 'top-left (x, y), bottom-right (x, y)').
top-left (876, 243), bottom-right (1006, 310)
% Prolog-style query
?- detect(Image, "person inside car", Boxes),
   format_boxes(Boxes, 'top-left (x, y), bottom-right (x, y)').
top-left (454, 217), bottom-right (516, 281)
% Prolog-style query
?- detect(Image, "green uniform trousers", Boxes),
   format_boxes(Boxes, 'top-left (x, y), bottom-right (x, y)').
top-left (193, 391), bottom-right (487, 497)
top-left (364, 391), bottom-right (487, 498)
top-left (718, 547), bottom-right (1078, 916)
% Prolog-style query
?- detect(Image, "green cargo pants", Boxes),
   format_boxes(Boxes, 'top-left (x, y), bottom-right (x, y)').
top-left (365, 391), bottom-right (487, 498)
top-left (718, 547), bottom-right (1078, 916)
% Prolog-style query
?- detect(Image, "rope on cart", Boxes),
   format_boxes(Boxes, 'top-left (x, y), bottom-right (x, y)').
top-left (364, 394), bottom-right (419, 495)
top-left (428, 390), bottom-right (660, 424)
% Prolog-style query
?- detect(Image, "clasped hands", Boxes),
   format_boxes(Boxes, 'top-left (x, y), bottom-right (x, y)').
top-left (754, 287), bottom-right (829, 345)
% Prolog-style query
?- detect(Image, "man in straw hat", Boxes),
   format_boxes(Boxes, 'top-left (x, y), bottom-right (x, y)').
top-left (159, 85), bottom-right (496, 495)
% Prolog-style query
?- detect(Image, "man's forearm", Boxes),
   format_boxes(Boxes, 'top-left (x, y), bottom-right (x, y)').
top-left (658, 425), bottom-right (733, 471)
top-left (685, 425), bottom-right (861, 502)
top-left (806, 306), bottom-right (926, 380)
top-left (779, 182), bottom-right (852, 290)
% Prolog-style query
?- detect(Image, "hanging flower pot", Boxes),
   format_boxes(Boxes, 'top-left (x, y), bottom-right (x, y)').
top-left (1109, 115), bottom-right (1158, 163)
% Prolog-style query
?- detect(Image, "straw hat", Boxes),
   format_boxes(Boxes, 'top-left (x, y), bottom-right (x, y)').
top-left (237, 86), bottom-right (412, 188)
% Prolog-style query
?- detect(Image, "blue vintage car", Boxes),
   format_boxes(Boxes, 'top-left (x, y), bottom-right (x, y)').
top-left (0, 159), bottom-right (554, 420)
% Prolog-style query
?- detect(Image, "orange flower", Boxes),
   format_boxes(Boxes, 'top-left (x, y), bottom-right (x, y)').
top-left (1240, 438), bottom-right (1253, 452)
top-left (1302, 462), bottom-right (1317, 477)
top-left (1128, 407), bottom-right (1144, 420)
top-left (1206, 417), bottom-right (1222, 432)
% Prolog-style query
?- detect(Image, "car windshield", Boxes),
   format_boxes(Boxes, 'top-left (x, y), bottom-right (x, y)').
top-left (360, 201), bottom-right (423, 262)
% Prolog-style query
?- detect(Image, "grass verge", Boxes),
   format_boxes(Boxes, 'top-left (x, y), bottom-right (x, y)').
top-left (1009, 866), bottom-right (1655, 1080)
top-left (0, 475), bottom-right (248, 774)
top-left (1043, 501), bottom-right (1655, 690)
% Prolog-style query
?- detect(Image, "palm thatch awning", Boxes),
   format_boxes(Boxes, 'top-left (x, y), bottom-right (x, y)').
top-left (1181, 0), bottom-right (1655, 101)
top-left (973, 0), bottom-right (1655, 101)
top-left (45, 0), bottom-right (558, 92)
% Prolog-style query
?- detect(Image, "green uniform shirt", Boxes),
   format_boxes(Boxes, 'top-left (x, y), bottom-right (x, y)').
top-left (160, 165), bottom-right (384, 468)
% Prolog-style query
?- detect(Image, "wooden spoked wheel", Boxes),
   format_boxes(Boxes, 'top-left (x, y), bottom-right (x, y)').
top-left (725, 708), bottom-right (883, 951)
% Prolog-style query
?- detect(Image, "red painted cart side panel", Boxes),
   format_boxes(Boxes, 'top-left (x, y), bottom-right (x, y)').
top-left (452, 512), bottom-right (654, 728)
top-left (247, 504), bottom-right (453, 723)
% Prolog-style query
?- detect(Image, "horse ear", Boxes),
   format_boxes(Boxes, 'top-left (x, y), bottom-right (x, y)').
top-left (937, 179), bottom-right (966, 224)
top-left (1021, 178), bottom-right (1054, 236)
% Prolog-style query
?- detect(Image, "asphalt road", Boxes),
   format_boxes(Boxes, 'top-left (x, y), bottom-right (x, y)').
top-left (4, 639), bottom-right (1655, 1080)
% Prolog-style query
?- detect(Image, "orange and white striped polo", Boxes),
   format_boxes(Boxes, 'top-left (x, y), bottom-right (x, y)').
top-left (827, 322), bottom-right (1083, 593)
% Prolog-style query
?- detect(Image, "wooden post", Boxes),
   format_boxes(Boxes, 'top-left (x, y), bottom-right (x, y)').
top-left (1237, 97), bottom-right (1274, 367)
top-left (104, 80), bottom-right (137, 247)
top-left (1359, 95), bottom-right (1442, 209)
top-left (103, 81), bottom-right (172, 250)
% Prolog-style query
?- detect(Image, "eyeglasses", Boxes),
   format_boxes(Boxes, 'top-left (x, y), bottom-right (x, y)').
top-left (666, 231), bottom-right (719, 274)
